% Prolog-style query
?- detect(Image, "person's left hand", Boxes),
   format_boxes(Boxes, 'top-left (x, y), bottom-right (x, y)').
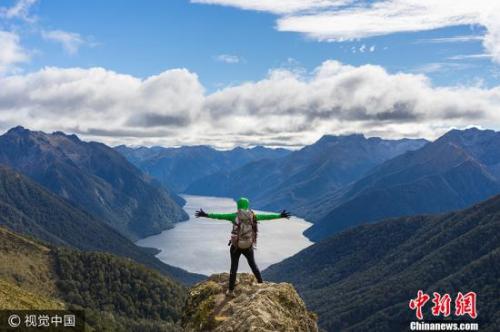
top-left (280, 209), bottom-right (291, 219)
top-left (195, 209), bottom-right (208, 218)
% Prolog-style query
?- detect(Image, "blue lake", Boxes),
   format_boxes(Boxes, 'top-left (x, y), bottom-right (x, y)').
top-left (136, 195), bottom-right (314, 275)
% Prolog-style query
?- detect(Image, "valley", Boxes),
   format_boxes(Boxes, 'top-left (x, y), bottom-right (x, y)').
top-left (1, 126), bottom-right (499, 331)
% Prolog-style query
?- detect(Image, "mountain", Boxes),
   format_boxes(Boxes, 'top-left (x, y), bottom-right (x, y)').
top-left (181, 273), bottom-right (318, 332)
top-left (186, 134), bottom-right (427, 212)
top-left (0, 165), bottom-right (203, 284)
top-left (264, 195), bottom-right (500, 331)
top-left (0, 226), bottom-right (187, 331)
top-left (0, 126), bottom-right (188, 239)
top-left (115, 144), bottom-right (290, 193)
top-left (304, 128), bottom-right (500, 241)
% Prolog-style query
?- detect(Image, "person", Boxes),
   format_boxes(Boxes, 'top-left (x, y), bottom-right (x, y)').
top-left (195, 197), bottom-right (291, 295)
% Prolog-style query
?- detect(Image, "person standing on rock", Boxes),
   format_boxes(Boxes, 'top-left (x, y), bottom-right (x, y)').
top-left (195, 197), bottom-right (291, 295)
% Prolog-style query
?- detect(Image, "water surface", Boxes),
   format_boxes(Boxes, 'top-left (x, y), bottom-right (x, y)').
top-left (136, 195), bottom-right (314, 275)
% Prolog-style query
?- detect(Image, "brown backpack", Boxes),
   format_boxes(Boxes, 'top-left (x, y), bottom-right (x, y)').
top-left (230, 209), bottom-right (258, 249)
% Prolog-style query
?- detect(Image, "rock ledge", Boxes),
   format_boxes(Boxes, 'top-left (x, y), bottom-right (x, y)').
top-left (182, 273), bottom-right (318, 332)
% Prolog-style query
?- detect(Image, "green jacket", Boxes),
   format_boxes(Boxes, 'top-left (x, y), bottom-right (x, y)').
top-left (206, 211), bottom-right (282, 224)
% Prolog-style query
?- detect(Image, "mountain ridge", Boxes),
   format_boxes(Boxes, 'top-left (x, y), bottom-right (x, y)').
top-left (0, 126), bottom-right (188, 239)
top-left (264, 194), bottom-right (500, 331)
top-left (304, 128), bottom-right (500, 240)
top-left (0, 165), bottom-right (203, 284)
top-left (0, 226), bottom-right (187, 331)
top-left (116, 143), bottom-right (290, 193)
top-left (185, 134), bottom-right (427, 213)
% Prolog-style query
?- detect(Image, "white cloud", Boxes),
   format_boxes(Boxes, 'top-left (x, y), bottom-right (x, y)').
top-left (276, 1), bottom-right (484, 39)
top-left (1, 1), bottom-right (92, 57)
top-left (0, 31), bottom-right (29, 75)
top-left (0, 67), bottom-right (205, 144)
top-left (349, 44), bottom-right (375, 54)
top-left (191, 0), bottom-right (350, 15)
top-left (1, 61), bottom-right (500, 148)
top-left (416, 35), bottom-right (484, 44)
top-left (447, 54), bottom-right (492, 61)
top-left (41, 30), bottom-right (85, 55)
top-left (0, 0), bottom-right (38, 22)
top-left (412, 62), bottom-right (475, 74)
top-left (205, 61), bottom-right (496, 129)
top-left (193, 0), bottom-right (500, 64)
top-left (214, 54), bottom-right (242, 64)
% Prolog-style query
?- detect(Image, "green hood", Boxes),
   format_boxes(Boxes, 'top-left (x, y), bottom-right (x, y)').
top-left (237, 197), bottom-right (250, 210)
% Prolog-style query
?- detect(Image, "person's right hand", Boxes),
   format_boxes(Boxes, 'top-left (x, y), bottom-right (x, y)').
top-left (195, 209), bottom-right (208, 218)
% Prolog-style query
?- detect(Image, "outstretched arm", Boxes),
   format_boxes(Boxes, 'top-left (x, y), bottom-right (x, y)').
top-left (195, 209), bottom-right (236, 223)
top-left (255, 210), bottom-right (291, 221)
top-left (207, 212), bottom-right (237, 222)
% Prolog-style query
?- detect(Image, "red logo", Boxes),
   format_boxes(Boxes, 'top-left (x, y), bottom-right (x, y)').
top-left (431, 292), bottom-right (451, 317)
top-left (455, 292), bottom-right (477, 319)
top-left (409, 290), bottom-right (430, 320)
top-left (409, 291), bottom-right (477, 320)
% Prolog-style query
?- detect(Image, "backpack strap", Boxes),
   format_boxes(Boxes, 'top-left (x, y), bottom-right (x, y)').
top-left (229, 214), bottom-right (241, 247)
top-left (251, 210), bottom-right (258, 246)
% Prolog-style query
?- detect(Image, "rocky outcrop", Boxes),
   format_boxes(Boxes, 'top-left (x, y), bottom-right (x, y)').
top-left (182, 273), bottom-right (318, 332)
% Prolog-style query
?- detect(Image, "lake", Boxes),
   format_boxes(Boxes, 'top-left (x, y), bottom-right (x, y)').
top-left (136, 195), bottom-right (314, 275)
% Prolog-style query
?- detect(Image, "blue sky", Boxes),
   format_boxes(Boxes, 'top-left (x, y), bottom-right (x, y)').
top-left (1, 0), bottom-right (500, 148)
top-left (7, 0), bottom-right (497, 89)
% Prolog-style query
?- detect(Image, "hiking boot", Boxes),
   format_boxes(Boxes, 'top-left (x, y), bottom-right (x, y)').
top-left (225, 289), bottom-right (235, 298)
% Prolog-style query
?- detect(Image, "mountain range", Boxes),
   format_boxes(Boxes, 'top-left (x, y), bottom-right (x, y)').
top-left (304, 128), bottom-right (500, 241)
top-left (116, 144), bottom-right (290, 193)
top-left (184, 134), bottom-right (427, 212)
top-left (1, 124), bottom-right (499, 330)
top-left (0, 126), bottom-right (187, 240)
top-left (264, 194), bottom-right (500, 331)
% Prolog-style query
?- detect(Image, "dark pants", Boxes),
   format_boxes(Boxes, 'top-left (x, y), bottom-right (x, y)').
top-left (229, 245), bottom-right (263, 291)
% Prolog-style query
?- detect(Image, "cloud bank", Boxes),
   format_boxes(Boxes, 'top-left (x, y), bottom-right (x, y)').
top-left (1, 61), bottom-right (499, 148)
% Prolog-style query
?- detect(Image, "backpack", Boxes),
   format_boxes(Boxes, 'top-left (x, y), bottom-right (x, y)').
top-left (230, 209), bottom-right (258, 249)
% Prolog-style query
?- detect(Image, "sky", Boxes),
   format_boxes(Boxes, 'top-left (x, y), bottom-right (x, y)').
top-left (1, 0), bottom-right (500, 148)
